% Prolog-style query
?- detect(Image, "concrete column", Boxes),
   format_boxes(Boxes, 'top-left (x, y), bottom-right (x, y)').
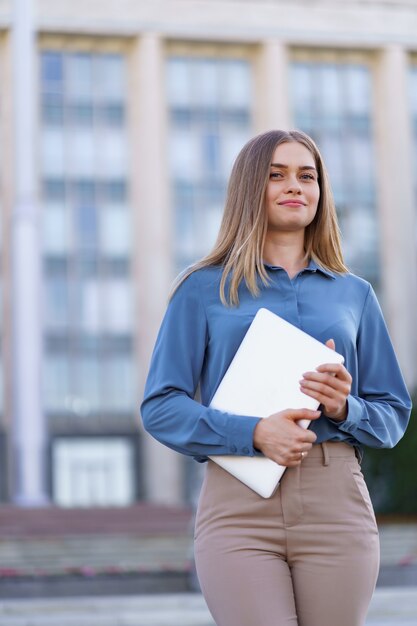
top-left (129, 33), bottom-right (183, 504)
top-left (373, 46), bottom-right (417, 392)
top-left (11, 0), bottom-right (48, 504)
top-left (255, 40), bottom-right (291, 133)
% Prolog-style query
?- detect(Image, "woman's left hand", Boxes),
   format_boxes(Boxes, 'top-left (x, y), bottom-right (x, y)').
top-left (299, 339), bottom-right (352, 422)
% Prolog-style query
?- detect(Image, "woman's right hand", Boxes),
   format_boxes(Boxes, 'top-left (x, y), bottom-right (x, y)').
top-left (253, 409), bottom-right (321, 466)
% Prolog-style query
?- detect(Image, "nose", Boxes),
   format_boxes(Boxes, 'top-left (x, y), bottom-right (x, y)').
top-left (285, 175), bottom-right (302, 194)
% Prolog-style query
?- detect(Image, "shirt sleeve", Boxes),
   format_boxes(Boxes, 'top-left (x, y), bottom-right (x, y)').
top-left (332, 285), bottom-right (412, 448)
top-left (140, 272), bottom-right (261, 461)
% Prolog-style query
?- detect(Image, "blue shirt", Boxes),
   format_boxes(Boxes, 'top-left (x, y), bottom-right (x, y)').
top-left (141, 260), bottom-right (411, 462)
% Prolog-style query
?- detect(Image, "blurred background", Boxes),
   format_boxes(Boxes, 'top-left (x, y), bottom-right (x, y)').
top-left (0, 0), bottom-right (416, 621)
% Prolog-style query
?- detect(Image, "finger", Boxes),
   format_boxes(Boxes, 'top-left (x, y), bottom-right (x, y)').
top-left (325, 338), bottom-right (335, 351)
top-left (302, 368), bottom-right (352, 387)
top-left (283, 408), bottom-right (321, 421)
top-left (301, 430), bottom-right (317, 444)
top-left (300, 373), bottom-right (351, 395)
top-left (315, 363), bottom-right (351, 380)
top-left (300, 386), bottom-right (347, 416)
top-left (300, 377), bottom-right (348, 401)
top-left (300, 385), bottom-right (342, 408)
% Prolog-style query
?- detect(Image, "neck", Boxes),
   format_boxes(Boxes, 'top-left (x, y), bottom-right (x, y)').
top-left (263, 231), bottom-right (308, 278)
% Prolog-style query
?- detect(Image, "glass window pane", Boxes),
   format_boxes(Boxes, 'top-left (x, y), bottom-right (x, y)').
top-left (291, 61), bottom-right (378, 284)
top-left (101, 207), bottom-right (131, 255)
top-left (42, 52), bottom-right (63, 91)
top-left (68, 129), bottom-right (95, 176)
top-left (319, 135), bottom-right (344, 189)
top-left (103, 279), bottom-right (132, 333)
top-left (97, 131), bottom-right (127, 177)
top-left (104, 354), bottom-right (135, 411)
top-left (167, 58), bottom-right (191, 107)
top-left (67, 53), bottom-right (93, 101)
top-left (167, 56), bottom-right (253, 269)
top-left (319, 64), bottom-right (342, 114)
top-left (75, 204), bottom-right (98, 249)
top-left (170, 130), bottom-right (199, 179)
top-left (45, 275), bottom-right (70, 329)
top-left (95, 55), bottom-right (126, 102)
top-left (53, 437), bottom-right (135, 507)
top-left (222, 61), bottom-right (252, 108)
top-left (75, 354), bottom-right (101, 413)
top-left (348, 134), bottom-right (374, 187)
top-left (42, 129), bottom-right (65, 176)
top-left (291, 64), bottom-right (313, 115)
top-left (43, 204), bottom-right (71, 255)
top-left (40, 50), bottom-right (135, 428)
top-left (193, 59), bottom-right (219, 107)
top-left (346, 66), bottom-right (372, 115)
top-left (75, 278), bottom-right (100, 332)
top-left (44, 354), bottom-right (71, 411)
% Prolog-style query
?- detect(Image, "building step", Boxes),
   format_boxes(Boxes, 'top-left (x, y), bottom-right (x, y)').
top-left (0, 589), bottom-right (416, 626)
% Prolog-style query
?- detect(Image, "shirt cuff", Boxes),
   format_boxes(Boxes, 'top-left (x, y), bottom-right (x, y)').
top-left (226, 414), bottom-right (262, 456)
top-left (327, 395), bottom-right (367, 435)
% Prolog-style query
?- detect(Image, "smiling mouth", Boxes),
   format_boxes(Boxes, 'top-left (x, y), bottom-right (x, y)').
top-left (279, 201), bottom-right (306, 206)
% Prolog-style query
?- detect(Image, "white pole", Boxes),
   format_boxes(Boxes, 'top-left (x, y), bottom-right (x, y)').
top-left (11, 0), bottom-right (48, 505)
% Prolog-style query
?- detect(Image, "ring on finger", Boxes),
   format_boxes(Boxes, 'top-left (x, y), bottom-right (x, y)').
top-left (300, 451), bottom-right (306, 460)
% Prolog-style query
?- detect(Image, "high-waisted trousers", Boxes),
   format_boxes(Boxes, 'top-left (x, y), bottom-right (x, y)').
top-left (194, 442), bottom-right (380, 626)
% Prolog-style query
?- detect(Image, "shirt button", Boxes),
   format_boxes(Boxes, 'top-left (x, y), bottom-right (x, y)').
top-left (242, 447), bottom-right (249, 454)
top-left (231, 445), bottom-right (237, 453)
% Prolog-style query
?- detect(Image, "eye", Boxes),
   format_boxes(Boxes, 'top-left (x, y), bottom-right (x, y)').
top-left (269, 171), bottom-right (283, 180)
top-left (300, 173), bottom-right (316, 181)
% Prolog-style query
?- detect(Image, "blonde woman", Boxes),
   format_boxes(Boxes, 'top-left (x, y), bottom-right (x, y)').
top-left (141, 130), bottom-right (411, 626)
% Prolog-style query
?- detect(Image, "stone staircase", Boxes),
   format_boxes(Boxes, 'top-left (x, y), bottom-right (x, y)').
top-left (0, 505), bottom-right (416, 597)
top-left (0, 504), bottom-right (194, 598)
top-left (379, 523), bottom-right (417, 566)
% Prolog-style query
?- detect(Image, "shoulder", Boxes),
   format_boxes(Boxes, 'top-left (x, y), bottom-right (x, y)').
top-left (332, 271), bottom-right (373, 300)
top-left (171, 265), bottom-right (222, 301)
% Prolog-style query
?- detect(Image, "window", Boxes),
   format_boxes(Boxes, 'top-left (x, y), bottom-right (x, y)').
top-left (291, 61), bottom-right (379, 284)
top-left (53, 437), bottom-right (135, 506)
top-left (40, 51), bottom-right (136, 419)
top-left (167, 56), bottom-right (253, 270)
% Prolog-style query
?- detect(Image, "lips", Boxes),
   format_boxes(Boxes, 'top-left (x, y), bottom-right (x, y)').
top-left (278, 201), bottom-right (306, 206)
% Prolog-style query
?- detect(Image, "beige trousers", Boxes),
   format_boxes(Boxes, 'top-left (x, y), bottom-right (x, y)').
top-left (194, 442), bottom-right (380, 626)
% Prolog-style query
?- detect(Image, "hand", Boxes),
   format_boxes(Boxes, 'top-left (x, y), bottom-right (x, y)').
top-left (253, 408), bottom-right (321, 467)
top-left (299, 338), bottom-right (352, 422)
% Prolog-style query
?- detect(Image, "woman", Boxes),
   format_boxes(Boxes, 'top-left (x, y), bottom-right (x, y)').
top-left (141, 130), bottom-right (411, 626)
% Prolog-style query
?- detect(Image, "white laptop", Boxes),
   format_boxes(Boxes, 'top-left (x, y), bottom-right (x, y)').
top-left (209, 308), bottom-right (344, 498)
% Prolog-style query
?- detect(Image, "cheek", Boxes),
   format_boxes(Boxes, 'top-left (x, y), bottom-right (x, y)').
top-left (309, 187), bottom-right (320, 209)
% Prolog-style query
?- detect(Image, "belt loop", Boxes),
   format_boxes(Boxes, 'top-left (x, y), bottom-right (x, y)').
top-left (321, 442), bottom-right (330, 466)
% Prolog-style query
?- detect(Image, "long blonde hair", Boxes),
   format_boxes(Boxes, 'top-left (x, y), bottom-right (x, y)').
top-left (173, 129), bottom-right (348, 306)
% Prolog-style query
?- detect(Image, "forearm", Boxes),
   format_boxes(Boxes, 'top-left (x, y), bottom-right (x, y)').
top-left (141, 390), bottom-right (261, 460)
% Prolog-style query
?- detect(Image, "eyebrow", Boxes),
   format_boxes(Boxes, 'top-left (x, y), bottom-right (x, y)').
top-left (270, 163), bottom-right (317, 172)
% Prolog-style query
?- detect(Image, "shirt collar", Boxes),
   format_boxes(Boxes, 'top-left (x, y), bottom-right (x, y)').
top-left (307, 259), bottom-right (336, 279)
top-left (263, 258), bottom-right (336, 280)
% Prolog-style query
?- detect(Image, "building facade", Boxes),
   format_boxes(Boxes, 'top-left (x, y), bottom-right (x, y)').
top-left (0, 0), bottom-right (416, 506)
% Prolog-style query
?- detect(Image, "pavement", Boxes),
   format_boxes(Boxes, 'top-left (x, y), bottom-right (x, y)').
top-left (0, 588), bottom-right (415, 625)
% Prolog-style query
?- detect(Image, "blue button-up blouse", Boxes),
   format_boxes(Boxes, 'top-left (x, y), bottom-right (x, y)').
top-left (141, 260), bottom-right (411, 462)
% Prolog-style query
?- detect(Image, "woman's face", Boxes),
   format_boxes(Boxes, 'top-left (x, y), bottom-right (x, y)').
top-left (265, 141), bottom-right (320, 234)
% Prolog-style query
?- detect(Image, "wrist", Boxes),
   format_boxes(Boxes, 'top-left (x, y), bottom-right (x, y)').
top-left (327, 402), bottom-right (348, 422)
top-left (253, 418), bottom-right (266, 450)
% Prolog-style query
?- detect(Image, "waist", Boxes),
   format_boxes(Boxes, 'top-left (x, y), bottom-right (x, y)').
top-left (303, 441), bottom-right (358, 466)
